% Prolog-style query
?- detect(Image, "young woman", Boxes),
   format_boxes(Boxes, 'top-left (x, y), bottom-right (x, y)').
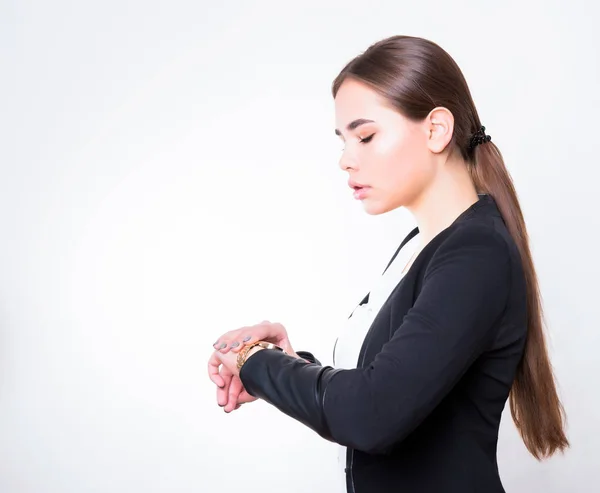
top-left (207, 35), bottom-right (569, 492)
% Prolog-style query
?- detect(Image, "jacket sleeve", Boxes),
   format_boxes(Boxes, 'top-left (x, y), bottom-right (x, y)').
top-left (239, 225), bottom-right (512, 454)
top-left (296, 351), bottom-right (321, 365)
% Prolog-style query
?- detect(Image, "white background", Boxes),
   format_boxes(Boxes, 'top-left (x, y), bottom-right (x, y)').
top-left (1, 1), bottom-right (598, 491)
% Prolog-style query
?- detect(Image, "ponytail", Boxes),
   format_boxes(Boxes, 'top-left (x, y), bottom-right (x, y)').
top-left (469, 142), bottom-right (570, 459)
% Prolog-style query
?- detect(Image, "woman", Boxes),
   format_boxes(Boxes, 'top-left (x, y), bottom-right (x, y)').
top-left (207, 35), bottom-right (569, 492)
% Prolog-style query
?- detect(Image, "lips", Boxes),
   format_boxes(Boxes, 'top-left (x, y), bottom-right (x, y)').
top-left (348, 179), bottom-right (371, 200)
top-left (348, 179), bottom-right (369, 191)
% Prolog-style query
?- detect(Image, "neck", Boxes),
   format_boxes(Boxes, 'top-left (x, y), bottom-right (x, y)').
top-left (406, 154), bottom-right (479, 247)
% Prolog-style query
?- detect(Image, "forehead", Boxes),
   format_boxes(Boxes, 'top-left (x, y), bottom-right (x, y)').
top-left (335, 79), bottom-right (382, 112)
top-left (334, 79), bottom-right (395, 130)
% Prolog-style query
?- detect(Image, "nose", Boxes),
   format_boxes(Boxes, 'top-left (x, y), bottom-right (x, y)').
top-left (338, 151), bottom-right (358, 172)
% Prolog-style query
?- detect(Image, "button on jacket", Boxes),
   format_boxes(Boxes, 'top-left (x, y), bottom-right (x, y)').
top-left (240, 194), bottom-right (528, 493)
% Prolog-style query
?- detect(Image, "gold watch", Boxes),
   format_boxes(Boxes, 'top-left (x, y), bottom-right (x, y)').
top-left (236, 341), bottom-right (286, 370)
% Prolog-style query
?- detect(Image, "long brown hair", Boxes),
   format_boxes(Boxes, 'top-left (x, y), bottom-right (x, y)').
top-left (331, 35), bottom-right (569, 460)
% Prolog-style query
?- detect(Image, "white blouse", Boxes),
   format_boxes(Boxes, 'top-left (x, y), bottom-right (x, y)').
top-left (333, 233), bottom-right (420, 492)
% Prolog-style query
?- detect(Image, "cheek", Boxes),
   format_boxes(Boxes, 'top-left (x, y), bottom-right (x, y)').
top-left (363, 131), bottom-right (431, 212)
top-left (381, 139), bottom-right (430, 193)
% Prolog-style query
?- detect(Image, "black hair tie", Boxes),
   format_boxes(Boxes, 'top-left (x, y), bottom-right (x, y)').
top-left (468, 125), bottom-right (492, 151)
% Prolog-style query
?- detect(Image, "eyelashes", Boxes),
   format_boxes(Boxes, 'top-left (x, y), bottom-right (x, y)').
top-left (341, 133), bottom-right (375, 151)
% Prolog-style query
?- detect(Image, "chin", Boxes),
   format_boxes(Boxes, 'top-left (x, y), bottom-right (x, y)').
top-left (362, 199), bottom-right (395, 215)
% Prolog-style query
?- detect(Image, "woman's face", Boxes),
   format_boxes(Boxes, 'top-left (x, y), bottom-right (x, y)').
top-left (334, 78), bottom-right (435, 215)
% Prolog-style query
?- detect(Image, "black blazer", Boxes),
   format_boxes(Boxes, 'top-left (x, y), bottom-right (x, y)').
top-left (240, 194), bottom-right (528, 493)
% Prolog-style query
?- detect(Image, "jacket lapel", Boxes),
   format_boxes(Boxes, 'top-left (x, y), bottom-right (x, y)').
top-left (347, 193), bottom-right (499, 318)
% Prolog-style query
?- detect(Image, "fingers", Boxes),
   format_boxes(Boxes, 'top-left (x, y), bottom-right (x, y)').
top-left (209, 344), bottom-right (254, 413)
top-left (212, 324), bottom-right (266, 354)
top-left (236, 388), bottom-right (256, 405)
top-left (208, 351), bottom-right (225, 388)
top-left (212, 329), bottom-right (245, 354)
top-left (231, 333), bottom-right (259, 353)
top-left (226, 333), bottom-right (257, 354)
top-left (217, 370), bottom-right (233, 407)
top-left (225, 380), bottom-right (257, 412)
top-left (223, 375), bottom-right (244, 413)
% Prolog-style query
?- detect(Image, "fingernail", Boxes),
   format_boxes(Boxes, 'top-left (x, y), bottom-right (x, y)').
top-left (231, 341), bottom-right (240, 348)
top-left (219, 343), bottom-right (227, 349)
top-left (243, 336), bottom-right (251, 342)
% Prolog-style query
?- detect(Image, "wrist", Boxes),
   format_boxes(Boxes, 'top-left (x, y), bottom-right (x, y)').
top-left (237, 341), bottom-right (286, 370)
top-left (248, 346), bottom-right (302, 361)
top-left (245, 346), bottom-right (265, 361)
top-left (279, 342), bottom-right (300, 359)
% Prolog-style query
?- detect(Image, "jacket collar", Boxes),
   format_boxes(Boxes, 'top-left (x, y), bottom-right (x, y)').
top-left (414, 193), bottom-right (501, 237)
top-left (382, 194), bottom-right (501, 276)
top-left (453, 193), bottom-right (501, 223)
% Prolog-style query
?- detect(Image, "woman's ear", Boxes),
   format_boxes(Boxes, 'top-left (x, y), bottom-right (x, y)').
top-left (425, 107), bottom-right (454, 154)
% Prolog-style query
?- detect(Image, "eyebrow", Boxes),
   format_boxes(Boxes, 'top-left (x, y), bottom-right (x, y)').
top-left (334, 118), bottom-right (375, 137)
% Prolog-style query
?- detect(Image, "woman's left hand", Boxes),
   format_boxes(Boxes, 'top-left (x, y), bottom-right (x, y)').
top-left (213, 361), bottom-right (258, 412)
top-left (208, 347), bottom-right (241, 383)
top-left (208, 347), bottom-right (262, 400)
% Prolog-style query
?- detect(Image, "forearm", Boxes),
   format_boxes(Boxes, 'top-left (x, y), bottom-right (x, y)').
top-left (239, 349), bottom-right (340, 440)
top-left (238, 347), bottom-right (395, 453)
top-left (238, 340), bottom-right (485, 455)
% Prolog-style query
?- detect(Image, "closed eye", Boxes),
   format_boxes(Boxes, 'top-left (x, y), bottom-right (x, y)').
top-left (341, 133), bottom-right (375, 151)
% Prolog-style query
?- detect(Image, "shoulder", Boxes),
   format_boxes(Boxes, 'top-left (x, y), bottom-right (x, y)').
top-left (424, 219), bottom-right (515, 278)
top-left (446, 219), bottom-right (511, 250)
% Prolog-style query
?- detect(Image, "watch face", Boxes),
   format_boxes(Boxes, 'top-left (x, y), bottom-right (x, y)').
top-left (259, 342), bottom-right (285, 353)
